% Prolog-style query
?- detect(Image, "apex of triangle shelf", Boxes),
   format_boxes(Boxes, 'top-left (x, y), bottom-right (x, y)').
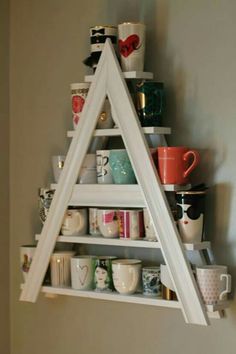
top-left (85, 71), bottom-right (154, 82)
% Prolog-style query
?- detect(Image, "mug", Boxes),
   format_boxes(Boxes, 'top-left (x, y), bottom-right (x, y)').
top-left (96, 99), bottom-right (114, 129)
top-left (71, 256), bottom-right (96, 290)
top-left (20, 245), bottom-right (36, 281)
top-left (142, 266), bottom-right (162, 297)
top-left (176, 190), bottom-right (206, 243)
top-left (157, 147), bottom-right (200, 185)
top-left (143, 208), bottom-right (157, 241)
top-left (112, 259), bottom-right (142, 295)
top-left (83, 25), bottom-right (117, 70)
top-left (89, 208), bottom-right (102, 236)
top-left (109, 149), bottom-right (136, 184)
top-left (50, 251), bottom-right (75, 287)
top-left (52, 155), bottom-right (65, 183)
top-left (96, 150), bottom-right (113, 184)
top-left (71, 82), bottom-right (90, 129)
top-left (160, 264), bottom-right (177, 300)
top-left (61, 208), bottom-right (88, 236)
top-left (97, 209), bottom-right (119, 238)
top-left (118, 22), bottom-right (145, 72)
top-left (94, 256), bottom-right (116, 292)
top-left (78, 154), bottom-right (97, 184)
top-left (38, 188), bottom-right (55, 224)
top-left (196, 265), bottom-right (231, 305)
top-left (136, 82), bottom-right (165, 127)
top-left (118, 209), bottom-right (144, 240)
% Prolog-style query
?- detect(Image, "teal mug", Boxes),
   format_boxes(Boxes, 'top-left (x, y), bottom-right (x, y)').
top-left (109, 150), bottom-right (137, 184)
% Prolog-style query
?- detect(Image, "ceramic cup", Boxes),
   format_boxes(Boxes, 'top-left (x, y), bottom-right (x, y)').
top-left (136, 82), bottom-right (165, 127)
top-left (97, 209), bottom-right (119, 238)
top-left (78, 154), bottom-right (97, 184)
top-left (52, 155), bottom-right (65, 183)
top-left (96, 150), bottom-right (113, 184)
top-left (196, 265), bottom-right (231, 305)
top-left (118, 22), bottom-right (145, 71)
top-left (61, 208), bottom-right (88, 236)
top-left (112, 259), bottom-right (142, 295)
top-left (89, 208), bottom-right (102, 236)
top-left (71, 82), bottom-right (90, 129)
top-left (50, 251), bottom-right (75, 287)
top-left (38, 188), bottom-right (55, 224)
top-left (109, 149), bottom-right (136, 184)
top-left (118, 209), bottom-right (144, 240)
top-left (176, 190), bottom-right (206, 243)
top-left (157, 147), bottom-right (200, 185)
top-left (142, 266), bottom-right (162, 297)
top-left (96, 99), bottom-right (114, 129)
top-left (94, 256), bottom-right (116, 292)
top-left (71, 256), bottom-right (96, 290)
top-left (143, 208), bottom-right (157, 241)
top-left (160, 264), bottom-right (177, 300)
top-left (20, 245), bottom-right (37, 282)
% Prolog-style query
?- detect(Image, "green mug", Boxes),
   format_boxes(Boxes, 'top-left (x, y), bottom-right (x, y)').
top-left (109, 150), bottom-right (137, 184)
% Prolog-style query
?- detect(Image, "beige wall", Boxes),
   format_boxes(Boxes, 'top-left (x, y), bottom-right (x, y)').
top-left (0, 0), bottom-right (10, 352)
top-left (10, 1), bottom-right (236, 354)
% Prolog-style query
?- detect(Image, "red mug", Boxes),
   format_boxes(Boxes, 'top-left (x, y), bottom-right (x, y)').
top-left (157, 147), bottom-right (200, 185)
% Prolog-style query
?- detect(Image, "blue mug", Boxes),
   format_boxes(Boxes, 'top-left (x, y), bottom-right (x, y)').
top-left (109, 150), bottom-right (137, 184)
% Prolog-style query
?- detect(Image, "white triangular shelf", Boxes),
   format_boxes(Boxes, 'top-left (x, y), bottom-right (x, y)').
top-left (85, 70), bottom-right (153, 82)
top-left (20, 39), bottom-right (210, 326)
top-left (67, 126), bottom-right (171, 137)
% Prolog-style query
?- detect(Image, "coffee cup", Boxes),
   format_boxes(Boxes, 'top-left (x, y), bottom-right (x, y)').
top-left (61, 208), bottom-right (88, 236)
top-left (118, 209), bottom-right (144, 240)
top-left (97, 209), bottom-right (119, 238)
top-left (96, 150), bottom-right (113, 184)
top-left (89, 208), bottom-right (102, 236)
top-left (20, 245), bottom-right (37, 282)
top-left (157, 147), bottom-right (200, 185)
top-left (78, 154), bottom-right (97, 184)
top-left (176, 190), bottom-right (206, 243)
top-left (112, 259), bottom-right (142, 295)
top-left (109, 149), bottom-right (136, 184)
top-left (71, 82), bottom-right (90, 129)
top-left (94, 256), bottom-right (116, 292)
top-left (196, 265), bottom-right (231, 305)
top-left (118, 22), bottom-right (145, 72)
top-left (52, 155), bottom-right (65, 183)
top-left (71, 256), bottom-right (96, 290)
top-left (50, 251), bottom-right (75, 287)
top-left (142, 266), bottom-right (162, 297)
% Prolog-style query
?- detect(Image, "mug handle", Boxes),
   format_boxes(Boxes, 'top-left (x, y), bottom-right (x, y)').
top-left (219, 274), bottom-right (231, 300)
top-left (183, 150), bottom-right (200, 178)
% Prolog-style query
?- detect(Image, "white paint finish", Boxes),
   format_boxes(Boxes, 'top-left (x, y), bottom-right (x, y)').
top-left (85, 71), bottom-right (154, 82)
top-left (67, 126), bottom-right (171, 137)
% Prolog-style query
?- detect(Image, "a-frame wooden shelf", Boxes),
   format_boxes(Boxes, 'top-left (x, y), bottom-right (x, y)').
top-left (20, 39), bottom-right (228, 326)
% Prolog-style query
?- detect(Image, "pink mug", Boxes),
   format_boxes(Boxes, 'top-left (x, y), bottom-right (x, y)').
top-left (157, 147), bottom-right (200, 185)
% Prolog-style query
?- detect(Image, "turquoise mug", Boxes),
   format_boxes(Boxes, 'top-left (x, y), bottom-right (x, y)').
top-left (109, 150), bottom-right (137, 184)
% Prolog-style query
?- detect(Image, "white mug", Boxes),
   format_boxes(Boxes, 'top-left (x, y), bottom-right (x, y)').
top-left (50, 251), bottom-right (75, 287)
top-left (61, 208), bottom-right (88, 236)
top-left (112, 259), bottom-right (142, 295)
top-left (20, 245), bottom-right (36, 282)
top-left (118, 209), bottom-right (144, 240)
top-left (89, 208), bottom-right (102, 236)
top-left (52, 155), bottom-right (65, 183)
top-left (196, 265), bottom-right (231, 305)
top-left (78, 154), bottom-right (97, 184)
top-left (71, 256), bottom-right (96, 290)
top-left (97, 209), bottom-right (119, 238)
top-left (118, 22), bottom-right (145, 72)
top-left (143, 208), bottom-right (157, 241)
top-left (71, 82), bottom-right (90, 129)
top-left (96, 150), bottom-right (113, 184)
top-left (96, 99), bottom-right (114, 129)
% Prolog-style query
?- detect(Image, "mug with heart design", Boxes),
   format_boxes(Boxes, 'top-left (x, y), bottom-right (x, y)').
top-left (71, 255), bottom-right (96, 290)
top-left (118, 22), bottom-right (145, 72)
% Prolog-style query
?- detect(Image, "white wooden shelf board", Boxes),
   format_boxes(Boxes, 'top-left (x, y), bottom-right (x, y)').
top-left (85, 71), bottom-right (154, 82)
top-left (67, 126), bottom-right (171, 138)
top-left (35, 234), bottom-right (210, 251)
top-left (50, 184), bottom-right (192, 208)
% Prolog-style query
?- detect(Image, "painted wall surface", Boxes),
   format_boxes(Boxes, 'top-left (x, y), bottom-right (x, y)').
top-left (10, 1), bottom-right (236, 354)
top-left (0, 0), bottom-right (10, 353)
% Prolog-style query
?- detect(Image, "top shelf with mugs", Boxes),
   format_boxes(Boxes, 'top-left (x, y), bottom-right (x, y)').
top-left (84, 71), bottom-right (154, 83)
